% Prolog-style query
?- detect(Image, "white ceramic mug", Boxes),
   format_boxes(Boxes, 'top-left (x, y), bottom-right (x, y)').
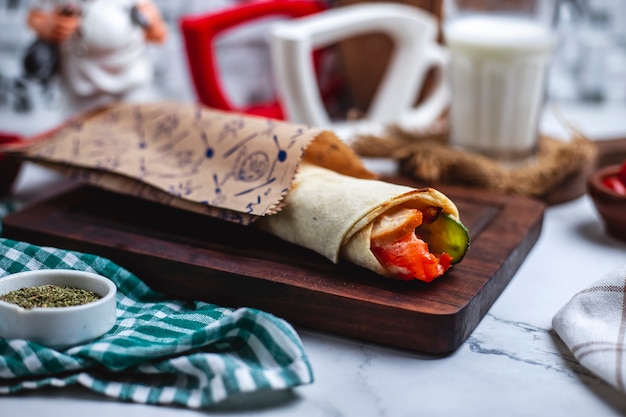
top-left (443, 0), bottom-right (557, 164)
top-left (269, 3), bottom-right (449, 141)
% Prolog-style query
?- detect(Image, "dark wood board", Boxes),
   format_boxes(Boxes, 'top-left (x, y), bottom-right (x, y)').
top-left (1, 178), bottom-right (545, 354)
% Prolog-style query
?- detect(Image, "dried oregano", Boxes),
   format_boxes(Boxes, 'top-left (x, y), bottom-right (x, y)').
top-left (0, 285), bottom-right (101, 309)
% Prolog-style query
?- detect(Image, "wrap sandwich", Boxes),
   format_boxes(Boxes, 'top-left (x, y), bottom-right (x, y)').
top-left (1, 102), bottom-right (469, 283)
top-left (257, 162), bottom-right (470, 282)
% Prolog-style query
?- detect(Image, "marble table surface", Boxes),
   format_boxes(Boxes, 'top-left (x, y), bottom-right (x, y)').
top-left (1, 100), bottom-right (626, 416)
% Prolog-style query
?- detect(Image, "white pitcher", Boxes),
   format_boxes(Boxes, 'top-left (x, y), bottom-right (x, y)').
top-left (269, 3), bottom-right (449, 141)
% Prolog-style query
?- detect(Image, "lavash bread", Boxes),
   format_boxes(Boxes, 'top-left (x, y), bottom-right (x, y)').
top-left (256, 163), bottom-right (460, 277)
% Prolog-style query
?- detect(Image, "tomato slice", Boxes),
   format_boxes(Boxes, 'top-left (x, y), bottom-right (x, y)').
top-left (371, 233), bottom-right (453, 282)
top-left (617, 161), bottom-right (626, 186)
top-left (603, 176), bottom-right (626, 195)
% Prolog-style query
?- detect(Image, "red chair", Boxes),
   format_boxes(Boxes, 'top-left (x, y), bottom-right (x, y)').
top-left (179, 0), bottom-right (327, 120)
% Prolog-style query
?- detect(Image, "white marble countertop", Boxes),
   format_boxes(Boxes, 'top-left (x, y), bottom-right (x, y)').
top-left (1, 100), bottom-right (626, 416)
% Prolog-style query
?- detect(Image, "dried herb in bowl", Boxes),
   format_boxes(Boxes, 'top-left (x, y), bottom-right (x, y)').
top-left (0, 285), bottom-right (101, 309)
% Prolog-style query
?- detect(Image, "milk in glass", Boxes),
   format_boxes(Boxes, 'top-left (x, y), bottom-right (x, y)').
top-left (444, 15), bottom-right (556, 163)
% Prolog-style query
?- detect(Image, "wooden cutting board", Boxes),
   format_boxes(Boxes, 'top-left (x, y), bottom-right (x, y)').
top-left (2, 178), bottom-right (544, 354)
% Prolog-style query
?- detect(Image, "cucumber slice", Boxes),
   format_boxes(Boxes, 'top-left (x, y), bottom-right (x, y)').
top-left (417, 213), bottom-right (470, 264)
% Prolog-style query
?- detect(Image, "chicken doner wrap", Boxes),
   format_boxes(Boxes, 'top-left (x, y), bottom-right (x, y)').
top-left (257, 163), bottom-right (470, 282)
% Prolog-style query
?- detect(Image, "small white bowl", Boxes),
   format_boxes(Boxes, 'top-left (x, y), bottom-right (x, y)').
top-left (0, 269), bottom-right (117, 349)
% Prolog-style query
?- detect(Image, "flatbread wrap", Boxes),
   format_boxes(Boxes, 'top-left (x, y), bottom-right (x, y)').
top-left (0, 102), bottom-right (468, 282)
top-left (256, 163), bottom-right (470, 282)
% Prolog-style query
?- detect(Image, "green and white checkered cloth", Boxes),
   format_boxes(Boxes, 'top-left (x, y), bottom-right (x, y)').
top-left (0, 204), bottom-right (313, 408)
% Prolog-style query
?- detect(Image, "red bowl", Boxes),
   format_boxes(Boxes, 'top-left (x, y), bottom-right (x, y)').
top-left (587, 164), bottom-right (626, 242)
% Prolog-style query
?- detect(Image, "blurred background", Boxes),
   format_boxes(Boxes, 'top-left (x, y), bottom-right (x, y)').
top-left (0, 0), bottom-right (625, 136)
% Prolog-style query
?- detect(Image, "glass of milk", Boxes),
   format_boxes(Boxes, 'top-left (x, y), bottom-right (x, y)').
top-left (443, 0), bottom-right (557, 165)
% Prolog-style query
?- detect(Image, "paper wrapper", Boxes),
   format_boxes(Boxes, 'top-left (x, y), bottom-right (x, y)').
top-left (6, 101), bottom-right (375, 224)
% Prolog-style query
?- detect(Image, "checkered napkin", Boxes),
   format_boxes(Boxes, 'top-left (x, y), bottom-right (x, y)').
top-left (0, 238), bottom-right (313, 408)
top-left (553, 263), bottom-right (626, 393)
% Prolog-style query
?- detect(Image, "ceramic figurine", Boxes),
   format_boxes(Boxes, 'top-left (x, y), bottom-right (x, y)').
top-left (26, 0), bottom-right (168, 115)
